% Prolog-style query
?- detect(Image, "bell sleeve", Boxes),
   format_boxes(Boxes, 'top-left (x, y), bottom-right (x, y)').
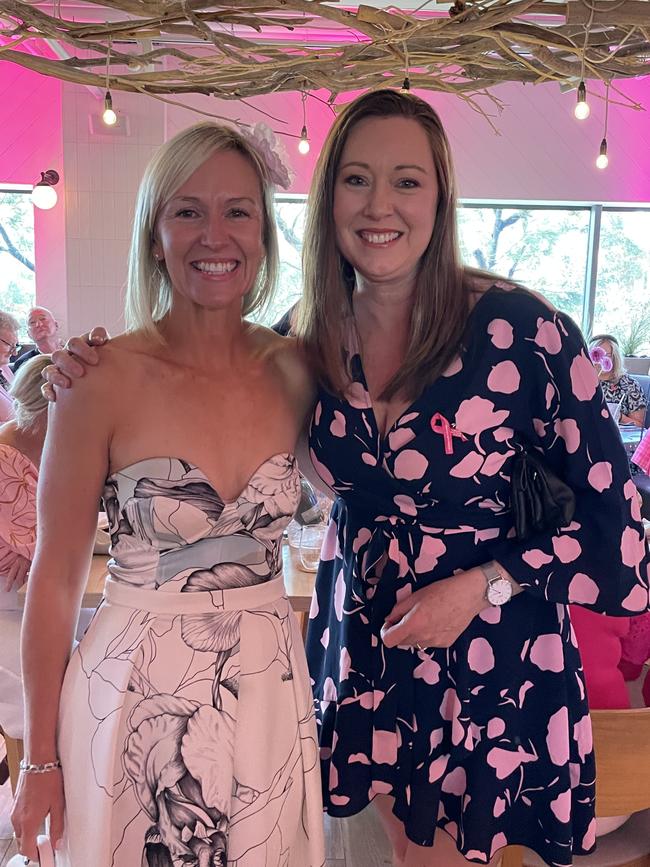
top-left (493, 305), bottom-right (650, 615)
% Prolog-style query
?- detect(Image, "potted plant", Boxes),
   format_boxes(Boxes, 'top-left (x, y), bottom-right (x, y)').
top-left (620, 311), bottom-right (650, 375)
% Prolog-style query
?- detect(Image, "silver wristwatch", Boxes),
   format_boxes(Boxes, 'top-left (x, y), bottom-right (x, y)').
top-left (481, 561), bottom-right (513, 606)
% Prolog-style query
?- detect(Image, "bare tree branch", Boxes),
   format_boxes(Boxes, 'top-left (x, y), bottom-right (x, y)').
top-left (0, 222), bottom-right (35, 272)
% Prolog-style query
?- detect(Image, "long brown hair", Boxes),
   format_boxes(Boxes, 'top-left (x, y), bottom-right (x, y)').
top-left (295, 89), bottom-right (483, 400)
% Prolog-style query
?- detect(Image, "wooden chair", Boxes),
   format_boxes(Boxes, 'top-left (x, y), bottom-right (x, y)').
top-left (500, 707), bottom-right (650, 867)
top-left (0, 725), bottom-right (23, 794)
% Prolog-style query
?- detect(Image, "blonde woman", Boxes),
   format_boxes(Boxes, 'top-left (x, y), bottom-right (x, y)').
top-left (0, 310), bottom-right (19, 421)
top-left (11, 124), bottom-right (324, 867)
top-left (589, 333), bottom-right (647, 426)
top-left (0, 355), bottom-right (51, 743)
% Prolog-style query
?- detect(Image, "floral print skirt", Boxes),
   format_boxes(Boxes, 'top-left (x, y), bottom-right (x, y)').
top-left (57, 576), bottom-right (325, 867)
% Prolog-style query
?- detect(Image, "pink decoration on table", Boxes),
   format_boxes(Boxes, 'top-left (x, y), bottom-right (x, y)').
top-left (588, 345), bottom-right (613, 373)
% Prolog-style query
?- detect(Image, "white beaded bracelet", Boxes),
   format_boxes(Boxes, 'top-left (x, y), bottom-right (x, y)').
top-left (19, 759), bottom-right (62, 774)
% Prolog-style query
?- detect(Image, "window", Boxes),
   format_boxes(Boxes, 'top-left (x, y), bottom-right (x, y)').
top-left (0, 189), bottom-right (36, 339)
top-left (253, 196), bottom-right (307, 328)
top-left (457, 205), bottom-right (591, 325)
top-left (592, 210), bottom-right (650, 357)
top-left (260, 196), bottom-right (650, 350)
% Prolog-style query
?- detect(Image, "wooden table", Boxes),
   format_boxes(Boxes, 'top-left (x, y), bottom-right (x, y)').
top-left (19, 544), bottom-right (316, 615)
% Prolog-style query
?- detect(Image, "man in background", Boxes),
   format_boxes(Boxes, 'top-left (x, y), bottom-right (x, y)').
top-left (12, 306), bottom-right (62, 372)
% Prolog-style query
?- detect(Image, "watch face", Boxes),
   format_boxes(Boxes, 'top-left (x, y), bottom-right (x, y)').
top-left (487, 578), bottom-right (512, 606)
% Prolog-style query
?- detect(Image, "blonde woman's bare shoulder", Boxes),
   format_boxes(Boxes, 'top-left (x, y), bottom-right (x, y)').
top-left (247, 323), bottom-right (316, 409)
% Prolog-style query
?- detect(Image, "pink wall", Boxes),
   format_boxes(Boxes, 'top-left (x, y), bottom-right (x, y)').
top-left (0, 64), bottom-right (66, 323)
top-left (1, 62), bottom-right (648, 336)
top-left (172, 77), bottom-right (650, 201)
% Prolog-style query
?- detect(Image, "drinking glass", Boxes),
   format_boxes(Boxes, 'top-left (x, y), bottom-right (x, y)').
top-left (299, 524), bottom-right (327, 572)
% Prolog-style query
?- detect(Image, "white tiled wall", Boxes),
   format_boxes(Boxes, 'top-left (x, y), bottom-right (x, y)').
top-left (61, 85), bottom-right (165, 337)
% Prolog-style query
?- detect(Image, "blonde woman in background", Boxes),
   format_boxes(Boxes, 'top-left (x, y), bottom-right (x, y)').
top-left (0, 355), bottom-right (51, 743)
top-left (0, 310), bottom-right (19, 421)
top-left (589, 333), bottom-right (647, 426)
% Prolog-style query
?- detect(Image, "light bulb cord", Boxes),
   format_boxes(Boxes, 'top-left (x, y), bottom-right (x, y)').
top-left (301, 90), bottom-right (308, 132)
top-left (105, 37), bottom-right (111, 93)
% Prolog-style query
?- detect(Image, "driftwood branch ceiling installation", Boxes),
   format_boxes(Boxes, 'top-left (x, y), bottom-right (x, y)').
top-left (0, 0), bottom-right (648, 100)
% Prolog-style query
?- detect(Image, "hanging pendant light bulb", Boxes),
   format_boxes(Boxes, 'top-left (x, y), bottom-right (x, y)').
top-left (595, 83), bottom-right (611, 170)
top-left (574, 80), bottom-right (590, 120)
top-left (102, 91), bottom-right (117, 126)
top-left (297, 92), bottom-right (310, 155)
top-left (102, 39), bottom-right (117, 126)
top-left (596, 138), bottom-right (608, 170)
top-left (401, 42), bottom-right (411, 93)
top-left (298, 125), bottom-right (310, 155)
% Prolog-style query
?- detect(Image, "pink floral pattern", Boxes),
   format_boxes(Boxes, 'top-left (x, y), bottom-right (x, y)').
top-left (307, 287), bottom-right (650, 867)
top-left (0, 443), bottom-right (37, 573)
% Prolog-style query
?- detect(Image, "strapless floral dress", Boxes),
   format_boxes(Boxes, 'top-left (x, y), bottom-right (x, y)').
top-left (57, 454), bottom-right (324, 867)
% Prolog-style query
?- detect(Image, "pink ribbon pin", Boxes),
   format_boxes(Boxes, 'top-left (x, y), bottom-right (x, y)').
top-left (430, 412), bottom-right (467, 455)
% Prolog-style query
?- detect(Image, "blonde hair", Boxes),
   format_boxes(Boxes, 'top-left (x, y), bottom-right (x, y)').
top-left (9, 355), bottom-right (52, 430)
top-left (295, 89), bottom-right (492, 401)
top-left (0, 311), bottom-right (20, 334)
top-left (589, 334), bottom-right (625, 381)
top-left (126, 122), bottom-right (279, 335)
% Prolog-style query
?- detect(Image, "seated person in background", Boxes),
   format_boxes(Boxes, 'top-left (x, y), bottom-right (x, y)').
top-left (0, 355), bottom-right (51, 741)
top-left (0, 311), bottom-right (19, 422)
top-left (12, 306), bottom-right (63, 373)
top-left (589, 334), bottom-right (647, 426)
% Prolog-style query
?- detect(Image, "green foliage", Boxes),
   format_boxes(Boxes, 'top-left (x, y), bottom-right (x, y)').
top-left (592, 212), bottom-right (650, 355)
top-left (252, 198), bottom-right (306, 327)
top-left (0, 192), bottom-right (36, 338)
top-left (458, 206), bottom-right (589, 324)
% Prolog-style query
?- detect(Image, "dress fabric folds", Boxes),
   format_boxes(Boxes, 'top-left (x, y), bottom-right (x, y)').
top-left (57, 454), bottom-right (325, 867)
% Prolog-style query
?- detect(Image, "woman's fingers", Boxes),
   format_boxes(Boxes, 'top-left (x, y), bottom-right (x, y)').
top-left (381, 610), bottom-right (415, 648)
top-left (41, 362), bottom-right (72, 392)
top-left (88, 326), bottom-right (109, 345)
top-left (41, 381), bottom-right (57, 403)
top-left (11, 818), bottom-right (39, 863)
top-left (61, 336), bottom-right (99, 367)
top-left (49, 795), bottom-right (65, 851)
top-left (384, 593), bottom-right (415, 626)
top-left (11, 774), bottom-right (65, 862)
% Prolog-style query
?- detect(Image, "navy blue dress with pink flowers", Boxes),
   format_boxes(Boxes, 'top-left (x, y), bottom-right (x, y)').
top-left (306, 287), bottom-right (650, 866)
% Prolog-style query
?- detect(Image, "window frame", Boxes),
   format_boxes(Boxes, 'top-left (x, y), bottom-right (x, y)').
top-left (460, 200), bottom-right (650, 337)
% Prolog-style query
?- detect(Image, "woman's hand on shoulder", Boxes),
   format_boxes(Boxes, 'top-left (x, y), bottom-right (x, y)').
top-left (41, 327), bottom-right (110, 400)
